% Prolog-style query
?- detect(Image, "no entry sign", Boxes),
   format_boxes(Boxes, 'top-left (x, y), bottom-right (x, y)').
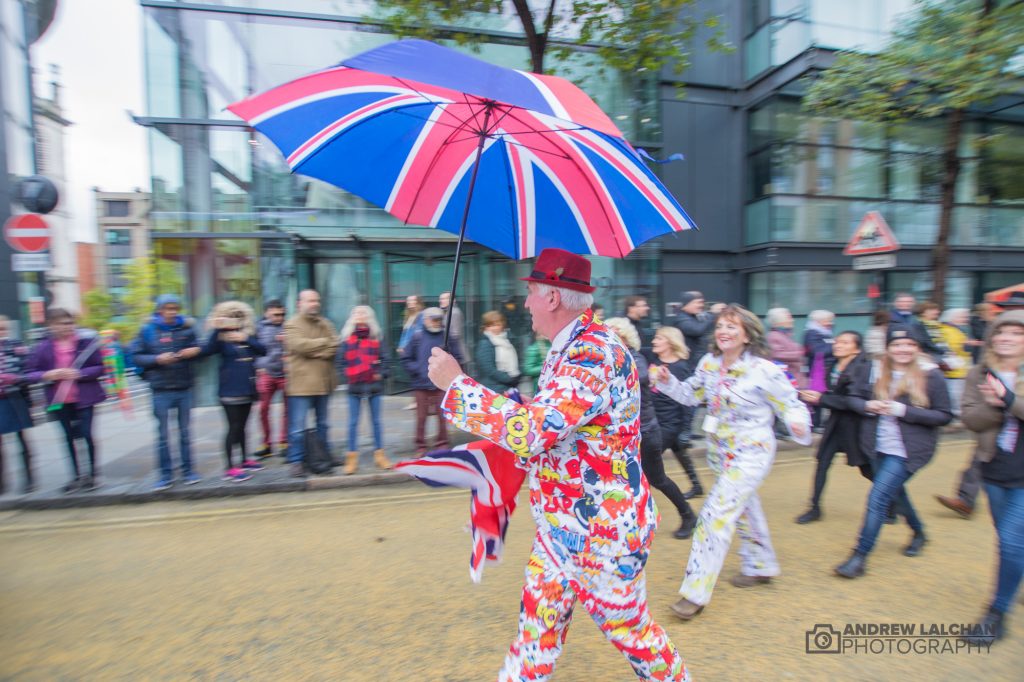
top-left (3, 213), bottom-right (50, 253)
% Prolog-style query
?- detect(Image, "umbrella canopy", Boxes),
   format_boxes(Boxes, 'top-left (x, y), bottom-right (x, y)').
top-left (228, 39), bottom-right (696, 259)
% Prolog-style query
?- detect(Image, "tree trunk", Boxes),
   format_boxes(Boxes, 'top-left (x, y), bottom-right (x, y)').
top-left (931, 107), bottom-right (963, 310)
top-left (510, 0), bottom-right (547, 73)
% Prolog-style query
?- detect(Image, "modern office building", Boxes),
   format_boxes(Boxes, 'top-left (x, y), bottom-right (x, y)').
top-left (136, 0), bottom-right (1023, 391)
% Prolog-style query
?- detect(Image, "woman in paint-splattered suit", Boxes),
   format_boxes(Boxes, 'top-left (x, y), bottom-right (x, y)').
top-left (653, 304), bottom-right (811, 620)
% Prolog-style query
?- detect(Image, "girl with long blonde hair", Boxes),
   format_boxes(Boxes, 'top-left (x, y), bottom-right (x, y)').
top-left (834, 324), bottom-right (952, 579)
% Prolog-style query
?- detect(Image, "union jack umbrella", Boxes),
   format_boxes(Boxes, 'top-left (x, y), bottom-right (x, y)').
top-left (228, 39), bottom-right (696, 341)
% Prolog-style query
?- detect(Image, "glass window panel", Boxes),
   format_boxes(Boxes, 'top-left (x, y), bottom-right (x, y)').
top-left (890, 120), bottom-right (948, 154)
top-left (744, 24), bottom-right (771, 80)
top-left (988, 124), bottom-right (1024, 162)
top-left (956, 159), bottom-right (980, 203)
top-left (988, 207), bottom-right (1024, 245)
top-left (748, 101), bottom-right (776, 150)
top-left (979, 159), bottom-right (1024, 204)
top-left (149, 127), bottom-right (184, 216)
top-left (981, 272), bottom-right (1024, 295)
top-left (144, 10), bottom-right (181, 117)
top-left (749, 270), bottom-right (875, 317)
top-left (889, 153), bottom-right (943, 201)
top-left (745, 199), bottom-right (771, 245)
top-left (888, 271), bottom-right (974, 309)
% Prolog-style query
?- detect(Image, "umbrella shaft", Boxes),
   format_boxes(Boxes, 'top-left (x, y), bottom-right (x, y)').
top-left (444, 106), bottom-right (494, 351)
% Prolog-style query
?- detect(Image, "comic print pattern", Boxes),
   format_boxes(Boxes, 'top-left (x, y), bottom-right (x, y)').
top-left (498, 533), bottom-right (689, 682)
top-left (443, 309), bottom-right (659, 559)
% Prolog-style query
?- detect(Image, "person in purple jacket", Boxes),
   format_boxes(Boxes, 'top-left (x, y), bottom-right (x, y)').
top-left (25, 308), bottom-right (106, 493)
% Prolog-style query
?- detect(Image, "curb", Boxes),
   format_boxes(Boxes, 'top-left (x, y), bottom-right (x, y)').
top-left (0, 427), bottom-right (968, 512)
top-left (0, 470), bottom-right (413, 511)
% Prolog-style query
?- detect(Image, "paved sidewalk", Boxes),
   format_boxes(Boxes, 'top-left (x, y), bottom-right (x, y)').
top-left (0, 387), bottom-right (475, 510)
top-left (2, 383), bottom-right (963, 511)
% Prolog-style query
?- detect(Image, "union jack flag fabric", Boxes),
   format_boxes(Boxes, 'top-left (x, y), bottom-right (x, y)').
top-left (228, 39), bottom-right (696, 258)
top-left (395, 440), bottom-right (526, 583)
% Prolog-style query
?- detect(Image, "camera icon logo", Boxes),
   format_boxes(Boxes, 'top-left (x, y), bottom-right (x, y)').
top-left (805, 624), bottom-right (842, 654)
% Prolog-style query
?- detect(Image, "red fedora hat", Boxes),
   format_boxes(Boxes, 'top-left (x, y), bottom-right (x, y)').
top-left (520, 248), bottom-right (595, 293)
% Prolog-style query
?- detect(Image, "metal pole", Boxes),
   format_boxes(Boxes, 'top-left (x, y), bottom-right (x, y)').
top-left (443, 104), bottom-right (493, 350)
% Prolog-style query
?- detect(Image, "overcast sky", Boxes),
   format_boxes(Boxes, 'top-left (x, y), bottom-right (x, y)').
top-left (32, 0), bottom-right (147, 241)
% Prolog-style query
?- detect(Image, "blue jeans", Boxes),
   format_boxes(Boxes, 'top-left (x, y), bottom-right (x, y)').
top-left (347, 393), bottom-right (382, 451)
top-left (152, 389), bottom-right (193, 479)
top-left (984, 483), bottom-right (1024, 613)
top-left (855, 454), bottom-right (923, 556)
top-left (287, 394), bottom-right (330, 464)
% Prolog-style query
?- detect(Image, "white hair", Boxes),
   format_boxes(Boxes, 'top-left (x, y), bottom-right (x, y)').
top-left (604, 317), bottom-right (640, 351)
top-left (941, 308), bottom-right (970, 325)
top-left (765, 307), bottom-right (791, 328)
top-left (534, 282), bottom-right (594, 312)
top-left (809, 309), bottom-right (835, 324)
top-left (340, 305), bottom-right (381, 340)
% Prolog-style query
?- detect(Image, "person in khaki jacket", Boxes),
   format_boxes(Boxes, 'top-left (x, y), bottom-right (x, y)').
top-left (284, 290), bottom-right (339, 477)
top-left (959, 310), bottom-right (1024, 647)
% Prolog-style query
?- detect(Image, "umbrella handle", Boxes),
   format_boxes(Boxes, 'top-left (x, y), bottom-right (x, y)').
top-left (444, 104), bottom-right (494, 351)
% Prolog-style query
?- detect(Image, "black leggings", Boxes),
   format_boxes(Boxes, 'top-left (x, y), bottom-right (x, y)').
top-left (222, 402), bottom-right (253, 469)
top-left (641, 429), bottom-right (694, 523)
top-left (55, 404), bottom-right (97, 479)
top-left (0, 430), bottom-right (33, 490)
top-left (810, 439), bottom-right (873, 508)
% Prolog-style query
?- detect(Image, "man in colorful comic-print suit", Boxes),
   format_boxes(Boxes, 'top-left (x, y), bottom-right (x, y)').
top-left (428, 248), bottom-right (688, 682)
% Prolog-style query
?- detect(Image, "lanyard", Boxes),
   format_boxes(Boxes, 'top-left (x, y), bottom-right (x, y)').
top-left (711, 362), bottom-right (729, 414)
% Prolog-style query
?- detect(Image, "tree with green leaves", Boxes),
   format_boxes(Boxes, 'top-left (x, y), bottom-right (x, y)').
top-left (374, 1), bottom-right (730, 77)
top-left (119, 258), bottom-right (185, 338)
top-left (77, 259), bottom-right (185, 341)
top-left (804, 0), bottom-right (1024, 307)
top-left (79, 289), bottom-right (116, 332)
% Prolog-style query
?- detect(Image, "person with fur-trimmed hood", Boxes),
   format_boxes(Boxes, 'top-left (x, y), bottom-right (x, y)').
top-left (129, 294), bottom-right (203, 491)
top-left (203, 300), bottom-right (266, 483)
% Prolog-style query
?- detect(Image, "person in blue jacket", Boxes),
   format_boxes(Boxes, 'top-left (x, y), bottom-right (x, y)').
top-left (128, 294), bottom-right (203, 491)
top-left (203, 301), bottom-right (266, 483)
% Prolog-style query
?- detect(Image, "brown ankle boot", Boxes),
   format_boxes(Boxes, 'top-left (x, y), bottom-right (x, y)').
top-left (344, 451), bottom-right (359, 475)
top-left (373, 448), bottom-right (393, 470)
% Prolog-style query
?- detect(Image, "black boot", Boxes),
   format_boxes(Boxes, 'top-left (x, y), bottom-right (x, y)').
top-left (903, 530), bottom-right (927, 557)
top-left (674, 509), bottom-right (697, 540)
top-left (21, 444), bottom-right (34, 493)
top-left (795, 506), bottom-right (821, 524)
top-left (673, 444), bottom-right (703, 498)
top-left (834, 552), bottom-right (866, 579)
top-left (960, 606), bottom-right (1005, 645)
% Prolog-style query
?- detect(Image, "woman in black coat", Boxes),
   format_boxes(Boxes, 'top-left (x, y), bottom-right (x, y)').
top-left (795, 331), bottom-right (873, 523)
top-left (651, 325), bottom-right (702, 498)
top-left (833, 324), bottom-right (953, 579)
top-left (475, 311), bottom-right (521, 394)
top-left (607, 318), bottom-right (696, 539)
